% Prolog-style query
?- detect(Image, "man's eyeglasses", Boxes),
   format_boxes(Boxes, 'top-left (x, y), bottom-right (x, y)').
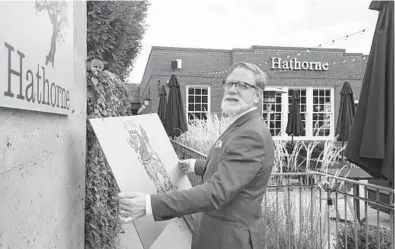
top-left (222, 80), bottom-right (258, 91)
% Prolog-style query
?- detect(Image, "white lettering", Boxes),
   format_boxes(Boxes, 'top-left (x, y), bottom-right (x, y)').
top-left (322, 62), bottom-right (329, 71)
top-left (269, 57), bottom-right (330, 71)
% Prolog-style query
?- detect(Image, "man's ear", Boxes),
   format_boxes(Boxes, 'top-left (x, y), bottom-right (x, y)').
top-left (253, 90), bottom-right (261, 104)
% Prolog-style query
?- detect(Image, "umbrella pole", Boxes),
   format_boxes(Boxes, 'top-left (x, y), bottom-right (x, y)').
top-left (291, 135), bottom-right (294, 146)
top-left (341, 140), bottom-right (345, 161)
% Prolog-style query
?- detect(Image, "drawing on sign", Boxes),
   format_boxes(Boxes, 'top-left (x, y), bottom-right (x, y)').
top-left (124, 120), bottom-right (197, 233)
top-left (124, 120), bottom-right (178, 194)
top-left (34, 0), bottom-right (69, 67)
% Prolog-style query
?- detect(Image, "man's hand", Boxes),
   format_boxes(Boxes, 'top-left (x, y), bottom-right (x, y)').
top-left (118, 192), bottom-right (147, 223)
top-left (178, 159), bottom-right (195, 173)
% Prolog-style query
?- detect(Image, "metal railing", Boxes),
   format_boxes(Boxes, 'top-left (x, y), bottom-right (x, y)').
top-left (171, 140), bottom-right (395, 249)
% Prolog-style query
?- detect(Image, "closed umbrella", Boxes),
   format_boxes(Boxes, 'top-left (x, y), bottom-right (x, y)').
top-left (345, 1), bottom-right (394, 184)
top-left (164, 74), bottom-right (188, 138)
top-left (286, 90), bottom-right (304, 145)
top-left (157, 85), bottom-right (167, 127)
top-left (335, 81), bottom-right (355, 159)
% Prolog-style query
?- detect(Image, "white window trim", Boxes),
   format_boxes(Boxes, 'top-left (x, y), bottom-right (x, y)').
top-left (263, 86), bottom-right (335, 141)
top-left (186, 85), bottom-right (211, 121)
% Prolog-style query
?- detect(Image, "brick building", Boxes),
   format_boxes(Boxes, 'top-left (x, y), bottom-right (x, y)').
top-left (140, 45), bottom-right (368, 141)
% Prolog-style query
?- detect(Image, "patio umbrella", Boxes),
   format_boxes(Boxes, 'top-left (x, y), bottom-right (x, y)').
top-left (345, 1), bottom-right (394, 185)
top-left (286, 90), bottom-right (304, 145)
top-left (335, 81), bottom-right (355, 159)
top-left (164, 74), bottom-right (188, 138)
top-left (157, 85), bottom-right (167, 127)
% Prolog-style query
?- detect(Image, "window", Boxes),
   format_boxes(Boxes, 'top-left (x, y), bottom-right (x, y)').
top-left (312, 89), bottom-right (332, 136)
top-left (262, 91), bottom-right (282, 136)
top-left (186, 85), bottom-right (210, 122)
top-left (262, 87), bottom-right (334, 140)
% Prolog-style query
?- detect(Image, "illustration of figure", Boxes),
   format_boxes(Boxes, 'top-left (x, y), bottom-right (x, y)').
top-left (124, 120), bottom-right (178, 194)
top-left (123, 120), bottom-right (196, 232)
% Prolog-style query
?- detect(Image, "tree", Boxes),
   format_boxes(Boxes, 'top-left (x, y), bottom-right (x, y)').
top-left (35, 0), bottom-right (68, 67)
top-left (87, 1), bottom-right (150, 80)
top-left (85, 2), bottom-right (149, 248)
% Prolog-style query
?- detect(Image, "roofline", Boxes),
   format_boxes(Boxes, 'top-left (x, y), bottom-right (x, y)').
top-left (150, 45), bottom-right (367, 55)
top-left (140, 46), bottom-right (154, 85)
top-left (250, 45), bottom-right (346, 53)
top-left (151, 46), bottom-right (231, 52)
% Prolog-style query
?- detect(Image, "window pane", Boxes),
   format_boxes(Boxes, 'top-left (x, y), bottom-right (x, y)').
top-left (325, 90), bottom-right (330, 96)
top-left (301, 113), bottom-right (306, 136)
top-left (263, 113), bottom-right (268, 120)
top-left (263, 91), bottom-right (283, 137)
top-left (312, 113), bottom-right (330, 136)
top-left (275, 103), bottom-right (281, 112)
top-left (276, 96), bottom-right (281, 102)
top-left (187, 87), bottom-right (210, 122)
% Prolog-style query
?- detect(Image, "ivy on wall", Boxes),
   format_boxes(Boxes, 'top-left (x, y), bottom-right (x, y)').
top-left (85, 68), bottom-right (134, 249)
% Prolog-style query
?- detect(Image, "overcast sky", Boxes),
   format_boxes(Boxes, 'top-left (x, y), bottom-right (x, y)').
top-left (127, 0), bottom-right (379, 84)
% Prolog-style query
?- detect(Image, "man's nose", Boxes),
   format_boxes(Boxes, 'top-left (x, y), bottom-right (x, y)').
top-left (227, 83), bottom-right (238, 92)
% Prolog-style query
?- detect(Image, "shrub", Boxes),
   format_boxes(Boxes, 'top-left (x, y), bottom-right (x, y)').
top-left (335, 223), bottom-right (392, 249)
top-left (85, 69), bottom-right (134, 249)
top-left (174, 113), bottom-right (345, 173)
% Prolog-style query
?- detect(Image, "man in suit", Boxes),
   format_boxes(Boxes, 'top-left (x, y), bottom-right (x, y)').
top-left (118, 62), bottom-right (275, 249)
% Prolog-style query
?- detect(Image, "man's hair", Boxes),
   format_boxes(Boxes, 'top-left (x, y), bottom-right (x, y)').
top-left (227, 62), bottom-right (268, 93)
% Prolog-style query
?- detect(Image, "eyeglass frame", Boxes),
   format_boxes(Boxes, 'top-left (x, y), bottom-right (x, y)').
top-left (222, 80), bottom-right (260, 91)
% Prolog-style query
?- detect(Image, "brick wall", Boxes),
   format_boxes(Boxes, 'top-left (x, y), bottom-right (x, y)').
top-left (140, 45), bottom-right (367, 128)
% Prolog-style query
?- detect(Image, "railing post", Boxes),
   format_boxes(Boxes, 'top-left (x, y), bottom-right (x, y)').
top-left (353, 181), bottom-right (361, 222)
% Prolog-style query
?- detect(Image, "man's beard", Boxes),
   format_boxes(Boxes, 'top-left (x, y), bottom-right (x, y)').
top-left (221, 95), bottom-right (250, 117)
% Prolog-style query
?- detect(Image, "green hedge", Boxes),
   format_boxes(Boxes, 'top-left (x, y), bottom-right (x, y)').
top-left (85, 69), bottom-right (134, 249)
top-left (335, 223), bottom-right (392, 249)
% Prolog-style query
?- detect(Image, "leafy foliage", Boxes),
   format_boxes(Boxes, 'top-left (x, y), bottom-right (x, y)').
top-left (87, 1), bottom-right (150, 80)
top-left (85, 69), bottom-right (135, 249)
top-left (335, 223), bottom-right (392, 249)
top-left (85, 1), bottom-right (148, 247)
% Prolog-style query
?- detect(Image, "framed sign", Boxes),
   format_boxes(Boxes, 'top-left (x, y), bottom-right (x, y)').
top-left (0, 1), bottom-right (73, 115)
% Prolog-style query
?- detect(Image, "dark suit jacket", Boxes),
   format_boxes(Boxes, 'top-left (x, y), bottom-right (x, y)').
top-left (150, 109), bottom-right (275, 249)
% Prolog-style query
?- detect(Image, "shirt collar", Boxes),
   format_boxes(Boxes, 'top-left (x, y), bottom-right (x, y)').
top-left (222, 106), bottom-right (257, 134)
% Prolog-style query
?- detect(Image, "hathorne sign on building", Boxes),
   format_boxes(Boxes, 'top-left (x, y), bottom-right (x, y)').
top-left (270, 57), bottom-right (329, 71)
top-left (0, 1), bottom-right (73, 115)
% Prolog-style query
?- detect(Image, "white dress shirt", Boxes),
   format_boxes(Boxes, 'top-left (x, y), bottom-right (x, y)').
top-left (145, 106), bottom-right (258, 218)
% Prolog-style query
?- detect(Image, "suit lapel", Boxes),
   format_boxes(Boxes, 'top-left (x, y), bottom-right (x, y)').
top-left (202, 109), bottom-right (261, 179)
